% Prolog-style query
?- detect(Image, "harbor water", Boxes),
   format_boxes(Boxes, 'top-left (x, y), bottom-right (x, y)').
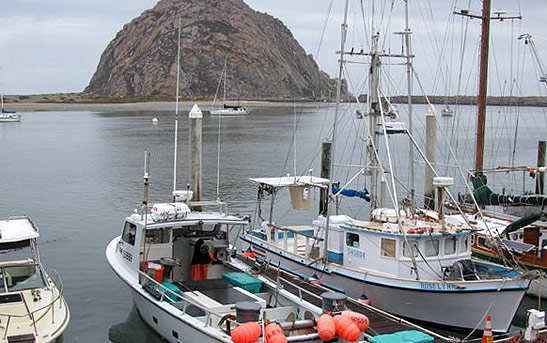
top-left (0, 104), bottom-right (545, 341)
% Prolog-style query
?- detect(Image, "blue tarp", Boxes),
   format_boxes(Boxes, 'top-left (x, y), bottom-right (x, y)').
top-left (369, 330), bottom-right (434, 343)
top-left (332, 186), bottom-right (370, 202)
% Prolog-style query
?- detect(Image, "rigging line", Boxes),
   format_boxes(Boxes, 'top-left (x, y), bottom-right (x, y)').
top-left (216, 88), bottom-right (223, 201)
top-left (315, 0), bottom-right (334, 60)
top-left (173, 16), bottom-right (182, 194)
top-left (377, 88), bottom-right (400, 214)
top-left (293, 102), bottom-right (297, 176)
top-left (409, 69), bottom-right (516, 262)
top-left (211, 56), bottom-right (226, 111)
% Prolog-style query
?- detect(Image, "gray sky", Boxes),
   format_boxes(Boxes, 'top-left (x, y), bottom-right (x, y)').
top-left (0, 0), bottom-right (546, 96)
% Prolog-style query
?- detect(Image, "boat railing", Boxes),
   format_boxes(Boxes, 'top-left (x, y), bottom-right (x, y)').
top-left (137, 270), bottom-right (229, 328)
top-left (0, 268), bottom-right (66, 339)
top-left (265, 223), bottom-right (322, 257)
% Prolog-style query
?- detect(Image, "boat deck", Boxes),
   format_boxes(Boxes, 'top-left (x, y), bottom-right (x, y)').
top-left (248, 257), bottom-right (454, 343)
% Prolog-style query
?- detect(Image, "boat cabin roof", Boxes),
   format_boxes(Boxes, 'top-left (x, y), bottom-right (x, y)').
top-left (129, 212), bottom-right (248, 227)
top-left (0, 217), bottom-right (39, 243)
top-left (250, 175), bottom-right (330, 188)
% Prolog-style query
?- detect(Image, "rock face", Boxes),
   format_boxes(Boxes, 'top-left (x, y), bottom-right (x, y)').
top-left (85, 0), bottom-right (336, 99)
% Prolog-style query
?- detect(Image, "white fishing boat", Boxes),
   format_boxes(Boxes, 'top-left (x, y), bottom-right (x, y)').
top-left (240, 0), bottom-right (533, 332)
top-left (210, 57), bottom-right (248, 116)
top-left (106, 194), bottom-right (376, 343)
top-left (441, 106), bottom-right (454, 117)
top-left (107, 22), bottom-right (371, 343)
top-left (0, 216), bottom-right (69, 342)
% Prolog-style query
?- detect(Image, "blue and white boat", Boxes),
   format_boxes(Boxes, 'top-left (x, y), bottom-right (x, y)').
top-left (241, 176), bottom-right (533, 332)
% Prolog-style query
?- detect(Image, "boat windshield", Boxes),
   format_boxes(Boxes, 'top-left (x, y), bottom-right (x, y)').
top-left (0, 264), bottom-right (46, 292)
top-left (0, 241), bottom-right (35, 262)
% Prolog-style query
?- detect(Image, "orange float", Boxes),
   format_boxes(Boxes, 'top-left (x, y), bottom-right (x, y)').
top-left (242, 252), bottom-right (256, 259)
top-left (342, 311), bottom-right (370, 331)
top-left (264, 323), bottom-right (287, 343)
top-left (317, 314), bottom-right (336, 341)
top-left (231, 321), bottom-right (262, 343)
top-left (333, 315), bottom-right (360, 342)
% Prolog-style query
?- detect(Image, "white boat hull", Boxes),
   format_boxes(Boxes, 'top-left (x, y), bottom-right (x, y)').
top-left (527, 278), bottom-right (547, 298)
top-left (0, 115), bottom-right (21, 122)
top-left (243, 237), bottom-right (528, 332)
top-left (210, 109), bottom-right (248, 116)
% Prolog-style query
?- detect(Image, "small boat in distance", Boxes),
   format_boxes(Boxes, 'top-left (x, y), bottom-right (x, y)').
top-left (0, 216), bottom-right (70, 342)
top-left (210, 57), bottom-right (249, 116)
top-left (441, 105), bottom-right (454, 116)
top-left (0, 67), bottom-right (21, 122)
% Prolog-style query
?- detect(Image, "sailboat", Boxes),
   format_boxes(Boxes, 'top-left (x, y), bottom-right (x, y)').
top-left (106, 20), bottom-right (371, 343)
top-left (241, 0), bottom-right (533, 332)
top-left (439, 2), bottom-right (547, 297)
top-left (0, 69), bottom-right (21, 122)
top-left (210, 57), bottom-right (248, 116)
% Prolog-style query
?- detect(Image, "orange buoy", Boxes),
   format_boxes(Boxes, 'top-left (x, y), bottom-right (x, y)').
top-left (242, 252), bottom-right (256, 259)
top-left (317, 314), bottom-right (336, 341)
top-left (264, 323), bottom-right (287, 343)
top-left (231, 321), bottom-right (262, 343)
top-left (342, 311), bottom-right (370, 331)
top-left (333, 315), bottom-right (360, 342)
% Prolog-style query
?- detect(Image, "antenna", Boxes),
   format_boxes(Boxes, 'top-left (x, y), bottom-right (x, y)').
top-left (173, 17), bottom-right (182, 198)
top-left (142, 149), bottom-right (151, 208)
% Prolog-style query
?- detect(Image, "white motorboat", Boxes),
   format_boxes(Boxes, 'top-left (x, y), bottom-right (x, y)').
top-left (0, 110), bottom-right (21, 122)
top-left (0, 216), bottom-right (69, 342)
top-left (107, 199), bottom-right (377, 342)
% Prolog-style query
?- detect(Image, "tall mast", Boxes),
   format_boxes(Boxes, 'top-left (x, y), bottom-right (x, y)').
top-left (404, 0), bottom-right (414, 201)
top-left (323, 0), bottom-right (350, 262)
top-left (173, 17), bottom-right (182, 195)
top-left (474, 0), bottom-right (491, 176)
top-left (368, 2), bottom-right (381, 210)
top-left (223, 58), bottom-right (227, 102)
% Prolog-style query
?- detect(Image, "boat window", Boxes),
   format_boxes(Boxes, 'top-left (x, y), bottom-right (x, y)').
top-left (477, 236), bottom-right (486, 248)
top-left (122, 222), bottom-right (137, 246)
top-left (4, 265), bottom-right (46, 292)
top-left (445, 237), bottom-right (457, 255)
top-left (146, 228), bottom-right (170, 244)
top-left (542, 239), bottom-right (547, 248)
top-left (381, 238), bottom-right (396, 258)
top-left (403, 241), bottom-right (419, 258)
top-left (346, 233), bottom-right (360, 248)
top-left (460, 236), bottom-right (469, 252)
top-left (424, 239), bottom-right (439, 257)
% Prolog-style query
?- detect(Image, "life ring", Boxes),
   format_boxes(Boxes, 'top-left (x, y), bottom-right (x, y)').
top-left (408, 227), bottom-right (425, 234)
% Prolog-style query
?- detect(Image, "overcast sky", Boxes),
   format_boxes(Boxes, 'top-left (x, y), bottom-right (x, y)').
top-left (0, 0), bottom-right (546, 95)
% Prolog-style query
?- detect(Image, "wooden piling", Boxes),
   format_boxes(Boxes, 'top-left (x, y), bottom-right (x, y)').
top-left (537, 140), bottom-right (546, 195)
top-left (424, 112), bottom-right (436, 209)
top-left (189, 104), bottom-right (203, 202)
top-left (320, 141), bottom-right (332, 215)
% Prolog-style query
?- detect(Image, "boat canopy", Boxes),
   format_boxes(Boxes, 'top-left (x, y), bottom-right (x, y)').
top-left (0, 217), bottom-right (39, 243)
top-left (250, 176), bottom-right (330, 189)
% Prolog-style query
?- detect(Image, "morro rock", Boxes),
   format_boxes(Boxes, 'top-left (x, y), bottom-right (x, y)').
top-left (85, 0), bottom-right (336, 99)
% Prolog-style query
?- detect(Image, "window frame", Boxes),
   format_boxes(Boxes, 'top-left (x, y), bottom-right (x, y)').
top-left (424, 239), bottom-right (440, 257)
top-left (122, 221), bottom-right (137, 246)
top-left (381, 238), bottom-right (397, 258)
top-left (346, 233), bottom-right (360, 248)
top-left (444, 236), bottom-right (457, 255)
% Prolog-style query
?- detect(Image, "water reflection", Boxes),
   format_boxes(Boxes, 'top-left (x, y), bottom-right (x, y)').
top-left (109, 306), bottom-right (163, 343)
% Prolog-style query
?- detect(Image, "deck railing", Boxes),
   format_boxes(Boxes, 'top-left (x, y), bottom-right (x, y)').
top-left (0, 268), bottom-right (66, 339)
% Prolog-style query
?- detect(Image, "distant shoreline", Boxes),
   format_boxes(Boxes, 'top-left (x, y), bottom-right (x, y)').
top-left (2, 93), bottom-right (547, 112)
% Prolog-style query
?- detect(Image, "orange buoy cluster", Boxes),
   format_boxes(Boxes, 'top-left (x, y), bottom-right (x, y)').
top-left (317, 311), bottom-right (368, 342)
top-left (265, 323), bottom-right (287, 343)
top-left (334, 315), bottom-right (361, 342)
top-left (342, 310), bottom-right (370, 331)
top-left (231, 311), bottom-right (368, 343)
top-left (231, 322), bottom-right (262, 343)
top-left (317, 314), bottom-right (336, 341)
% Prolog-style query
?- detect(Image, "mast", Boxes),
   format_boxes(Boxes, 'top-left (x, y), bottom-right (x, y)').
top-left (404, 0), bottom-right (414, 203)
top-left (474, 0), bottom-right (491, 176)
top-left (323, 0), bottom-right (350, 262)
top-left (223, 58), bottom-right (227, 103)
top-left (368, 16), bottom-right (381, 210)
top-left (173, 17), bottom-right (182, 196)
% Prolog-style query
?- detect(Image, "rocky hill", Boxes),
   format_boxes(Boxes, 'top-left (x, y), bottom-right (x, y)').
top-left (85, 0), bottom-right (336, 99)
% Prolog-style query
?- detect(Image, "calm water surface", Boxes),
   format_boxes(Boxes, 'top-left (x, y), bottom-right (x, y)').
top-left (0, 104), bottom-right (545, 341)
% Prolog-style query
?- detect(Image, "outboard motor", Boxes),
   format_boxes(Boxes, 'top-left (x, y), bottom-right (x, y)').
top-left (443, 260), bottom-right (479, 281)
